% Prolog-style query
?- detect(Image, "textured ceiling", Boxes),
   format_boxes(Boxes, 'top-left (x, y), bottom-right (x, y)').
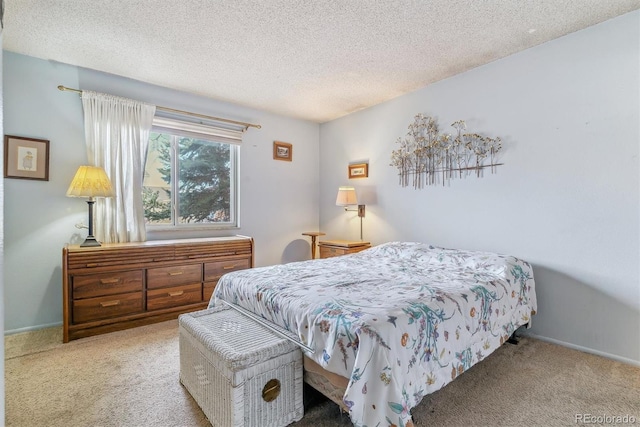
top-left (4, 1), bottom-right (640, 123)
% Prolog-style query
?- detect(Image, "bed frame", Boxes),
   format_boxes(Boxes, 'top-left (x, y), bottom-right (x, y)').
top-left (303, 356), bottom-right (349, 411)
top-left (303, 357), bottom-right (417, 427)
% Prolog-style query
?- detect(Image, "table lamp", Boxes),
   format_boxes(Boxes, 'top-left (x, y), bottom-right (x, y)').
top-left (66, 165), bottom-right (115, 247)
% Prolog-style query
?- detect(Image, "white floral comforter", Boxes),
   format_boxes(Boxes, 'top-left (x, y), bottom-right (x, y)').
top-left (210, 242), bottom-right (537, 427)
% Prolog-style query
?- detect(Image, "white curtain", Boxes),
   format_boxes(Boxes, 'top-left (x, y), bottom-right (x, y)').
top-left (81, 91), bottom-right (156, 243)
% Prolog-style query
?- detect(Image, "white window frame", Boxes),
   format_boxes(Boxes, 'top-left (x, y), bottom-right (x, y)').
top-left (144, 116), bottom-right (242, 230)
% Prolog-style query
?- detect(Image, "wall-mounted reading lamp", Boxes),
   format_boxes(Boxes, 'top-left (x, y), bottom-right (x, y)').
top-left (335, 186), bottom-right (366, 241)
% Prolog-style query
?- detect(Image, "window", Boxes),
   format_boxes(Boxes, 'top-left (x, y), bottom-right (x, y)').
top-left (143, 117), bottom-right (241, 228)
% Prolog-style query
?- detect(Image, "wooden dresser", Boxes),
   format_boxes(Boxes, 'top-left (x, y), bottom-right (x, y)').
top-left (318, 240), bottom-right (371, 259)
top-left (62, 236), bottom-right (253, 342)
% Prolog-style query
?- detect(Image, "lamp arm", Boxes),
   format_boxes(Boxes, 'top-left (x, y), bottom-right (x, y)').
top-left (343, 205), bottom-right (366, 217)
top-left (342, 205), bottom-right (365, 241)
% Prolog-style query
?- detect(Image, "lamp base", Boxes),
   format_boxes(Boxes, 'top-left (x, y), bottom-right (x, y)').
top-left (80, 235), bottom-right (102, 247)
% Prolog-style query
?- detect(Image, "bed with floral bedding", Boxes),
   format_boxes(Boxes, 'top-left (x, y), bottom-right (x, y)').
top-left (209, 241), bottom-right (537, 427)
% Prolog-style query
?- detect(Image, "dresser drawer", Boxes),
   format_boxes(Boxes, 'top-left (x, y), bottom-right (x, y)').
top-left (319, 246), bottom-right (347, 258)
top-left (147, 264), bottom-right (202, 289)
top-left (72, 270), bottom-right (143, 299)
top-left (319, 243), bottom-right (371, 259)
top-left (147, 283), bottom-right (202, 311)
top-left (204, 257), bottom-right (251, 282)
top-left (73, 292), bottom-right (143, 323)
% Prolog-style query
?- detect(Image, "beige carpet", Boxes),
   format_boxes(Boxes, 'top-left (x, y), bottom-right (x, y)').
top-left (5, 320), bottom-right (640, 427)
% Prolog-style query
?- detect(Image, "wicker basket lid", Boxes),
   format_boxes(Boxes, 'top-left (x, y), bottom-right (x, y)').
top-left (179, 306), bottom-right (299, 370)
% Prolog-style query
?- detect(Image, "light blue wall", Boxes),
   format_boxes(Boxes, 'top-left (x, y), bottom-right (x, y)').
top-left (1, 30), bottom-right (6, 422)
top-left (3, 52), bottom-right (320, 332)
top-left (319, 11), bottom-right (640, 364)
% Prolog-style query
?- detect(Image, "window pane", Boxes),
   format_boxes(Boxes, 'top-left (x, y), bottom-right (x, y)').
top-left (177, 137), bottom-right (232, 224)
top-left (143, 133), bottom-right (172, 224)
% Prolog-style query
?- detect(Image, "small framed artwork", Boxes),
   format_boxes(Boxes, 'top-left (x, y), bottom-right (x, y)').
top-left (4, 135), bottom-right (50, 181)
top-left (348, 163), bottom-right (368, 179)
top-left (273, 141), bottom-right (292, 161)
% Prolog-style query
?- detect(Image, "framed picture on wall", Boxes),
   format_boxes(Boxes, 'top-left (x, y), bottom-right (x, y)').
top-left (273, 141), bottom-right (292, 161)
top-left (348, 163), bottom-right (368, 179)
top-left (4, 135), bottom-right (50, 181)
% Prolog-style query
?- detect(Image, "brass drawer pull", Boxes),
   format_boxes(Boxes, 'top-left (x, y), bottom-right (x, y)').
top-left (100, 300), bottom-right (120, 307)
top-left (168, 291), bottom-right (184, 297)
top-left (168, 271), bottom-right (184, 276)
top-left (223, 265), bottom-right (238, 270)
top-left (100, 278), bottom-right (120, 285)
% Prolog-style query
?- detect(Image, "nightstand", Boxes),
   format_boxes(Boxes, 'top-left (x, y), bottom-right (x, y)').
top-left (318, 240), bottom-right (371, 259)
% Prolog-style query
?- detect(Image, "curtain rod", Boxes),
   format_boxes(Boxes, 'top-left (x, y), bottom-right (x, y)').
top-left (57, 85), bottom-right (261, 130)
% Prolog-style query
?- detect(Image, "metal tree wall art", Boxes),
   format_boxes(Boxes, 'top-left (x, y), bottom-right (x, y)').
top-left (390, 114), bottom-right (504, 188)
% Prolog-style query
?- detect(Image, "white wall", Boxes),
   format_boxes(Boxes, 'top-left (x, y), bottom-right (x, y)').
top-left (3, 52), bottom-right (320, 333)
top-left (319, 11), bottom-right (640, 364)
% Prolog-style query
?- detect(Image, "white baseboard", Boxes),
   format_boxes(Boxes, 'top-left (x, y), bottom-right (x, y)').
top-left (523, 332), bottom-right (640, 368)
top-left (4, 321), bottom-right (62, 336)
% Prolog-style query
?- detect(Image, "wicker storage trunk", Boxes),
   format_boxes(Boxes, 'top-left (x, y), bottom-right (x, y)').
top-left (179, 306), bottom-right (304, 427)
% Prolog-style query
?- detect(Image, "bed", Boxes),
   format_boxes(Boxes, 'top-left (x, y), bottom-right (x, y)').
top-left (209, 241), bottom-right (537, 427)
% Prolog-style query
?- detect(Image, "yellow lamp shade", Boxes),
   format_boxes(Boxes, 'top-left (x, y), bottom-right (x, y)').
top-left (66, 166), bottom-right (115, 198)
